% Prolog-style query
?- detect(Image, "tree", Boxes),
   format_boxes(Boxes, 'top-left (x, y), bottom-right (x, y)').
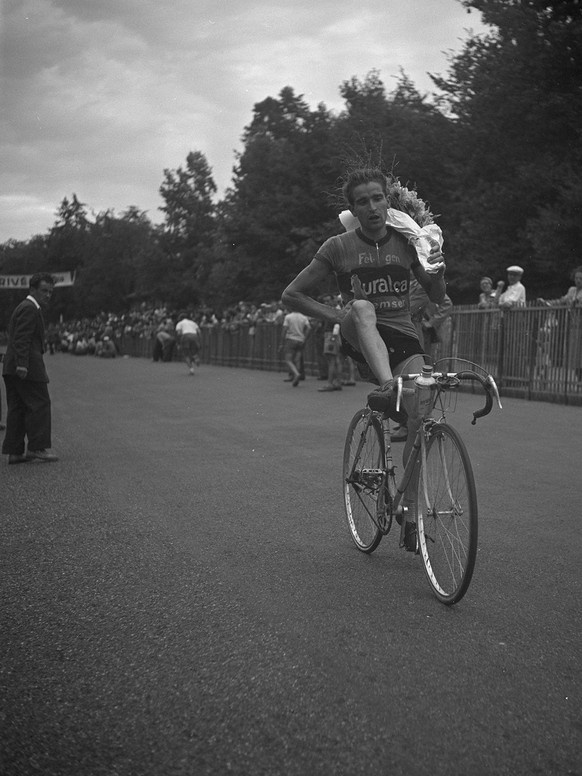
top-left (71, 208), bottom-right (158, 315)
top-left (218, 88), bottom-right (340, 302)
top-left (158, 151), bottom-right (218, 305)
top-left (339, 70), bottom-right (388, 139)
top-left (52, 194), bottom-right (90, 232)
top-left (432, 0), bottom-right (582, 296)
top-left (46, 194), bottom-right (91, 274)
top-left (159, 151), bottom-right (216, 245)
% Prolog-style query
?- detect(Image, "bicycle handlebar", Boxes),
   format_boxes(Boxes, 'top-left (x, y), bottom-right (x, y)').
top-left (395, 370), bottom-right (502, 423)
top-left (456, 371), bottom-right (494, 424)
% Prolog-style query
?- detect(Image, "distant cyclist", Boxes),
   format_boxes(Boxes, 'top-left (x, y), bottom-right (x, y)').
top-left (282, 166), bottom-right (447, 468)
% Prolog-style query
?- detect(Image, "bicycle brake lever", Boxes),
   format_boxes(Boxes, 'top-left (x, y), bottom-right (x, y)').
top-left (487, 375), bottom-right (503, 409)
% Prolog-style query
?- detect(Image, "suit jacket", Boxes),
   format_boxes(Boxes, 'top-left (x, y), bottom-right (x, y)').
top-left (2, 298), bottom-right (49, 382)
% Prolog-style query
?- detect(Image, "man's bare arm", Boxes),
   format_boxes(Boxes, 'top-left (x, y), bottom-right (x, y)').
top-left (282, 259), bottom-right (342, 324)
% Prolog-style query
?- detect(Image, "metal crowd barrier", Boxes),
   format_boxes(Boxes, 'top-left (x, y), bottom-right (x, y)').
top-left (442, 304), bottom-right (582, 405)
top-left (120, 305), bottom-right (582, 406)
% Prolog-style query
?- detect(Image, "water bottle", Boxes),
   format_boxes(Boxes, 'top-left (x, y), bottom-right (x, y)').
top-left (415, 365), bottom-right (436, 417)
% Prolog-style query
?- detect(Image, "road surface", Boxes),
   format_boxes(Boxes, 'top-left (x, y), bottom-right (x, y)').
top-left (1, 354), bottom-right (580, 775)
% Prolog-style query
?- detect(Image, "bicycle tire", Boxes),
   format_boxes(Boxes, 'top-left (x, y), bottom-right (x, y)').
top-left (342, 409), bottom-right (384, 553)
top-left (417, 423), bottom-right (478, 604)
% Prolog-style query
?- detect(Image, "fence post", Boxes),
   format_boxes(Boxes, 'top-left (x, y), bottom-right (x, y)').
top-left (527, 310), bottom-right (540, 401)
top-left (562, 308), bottom-right (571, 403)
top-left (496, 311), bottom-right (505, 389)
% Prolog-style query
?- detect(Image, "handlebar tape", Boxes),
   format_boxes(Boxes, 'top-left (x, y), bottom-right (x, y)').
top-left (455, 371), bottom-right (493, 424)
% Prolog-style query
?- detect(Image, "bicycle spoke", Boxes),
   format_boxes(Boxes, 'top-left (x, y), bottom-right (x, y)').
top-left (417, 424), bottom-right (478, 604)
top-left (343, 411), bottom-right (384, 553)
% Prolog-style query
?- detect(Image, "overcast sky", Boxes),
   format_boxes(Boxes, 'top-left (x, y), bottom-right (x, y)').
top-left (0, 0), bottom-right (489, 244)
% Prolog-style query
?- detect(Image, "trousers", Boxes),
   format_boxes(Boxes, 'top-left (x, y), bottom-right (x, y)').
top-left (1, 375), bottom-right (52, 454)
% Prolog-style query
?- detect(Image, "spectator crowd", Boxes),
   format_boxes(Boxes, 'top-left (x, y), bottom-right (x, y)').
top-left (43, 300), bottom-right (289, 359)
top-left (13, 267), bottom-right (582, 394)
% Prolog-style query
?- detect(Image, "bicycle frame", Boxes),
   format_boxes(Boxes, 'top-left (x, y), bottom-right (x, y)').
top-left (346, 364), bottom-right (502, 543)
top-left (347, 408), bottom-right (433, 545)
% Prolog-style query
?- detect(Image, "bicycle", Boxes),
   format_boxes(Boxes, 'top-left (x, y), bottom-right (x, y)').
top-left (343, 358), bottom-right (502, 605)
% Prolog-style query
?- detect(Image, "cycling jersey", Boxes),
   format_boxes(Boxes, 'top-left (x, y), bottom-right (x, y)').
top-left (315, 227), bottom-right (420, 340)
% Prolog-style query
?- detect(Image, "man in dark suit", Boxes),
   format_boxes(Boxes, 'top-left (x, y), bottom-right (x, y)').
top-left (2, 273), bottom-right (59, 464)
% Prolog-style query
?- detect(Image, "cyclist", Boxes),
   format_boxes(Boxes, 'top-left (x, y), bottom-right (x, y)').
top-left (282, 167), bottom-right (447, 539)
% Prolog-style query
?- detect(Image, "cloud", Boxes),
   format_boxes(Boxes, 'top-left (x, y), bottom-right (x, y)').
top-left (0, 0), bottom-right (488, 242)
top-left (0, 194), bottom-right (56, 241)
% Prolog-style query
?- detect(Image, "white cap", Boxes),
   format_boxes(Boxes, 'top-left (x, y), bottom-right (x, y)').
top-left (507, 265), bottom-right (524, 274)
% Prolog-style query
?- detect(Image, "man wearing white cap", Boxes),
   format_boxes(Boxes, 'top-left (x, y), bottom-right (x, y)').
top-left (498, 265), bottom-right (526, 308)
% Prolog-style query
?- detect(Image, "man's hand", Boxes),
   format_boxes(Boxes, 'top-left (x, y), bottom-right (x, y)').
top-left (423, 239), bottom-right (446, 287)
top-left (417, 241), bottom-right (447, 302)
top-left (351, 274), bottom-right (369, 300)
top-left (16, 366), bottom-right (28, 379)
top-left (427, 238), bottom-right (445, 266)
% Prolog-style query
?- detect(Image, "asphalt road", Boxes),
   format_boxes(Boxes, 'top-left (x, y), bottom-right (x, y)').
top-left (1, 354), bottom-right (581, 776)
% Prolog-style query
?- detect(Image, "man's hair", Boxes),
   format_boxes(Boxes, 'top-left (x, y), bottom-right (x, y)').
top-left (342, 167), bottom-right (389, 208)
top-left (29, 272), bottom-right (55, 289)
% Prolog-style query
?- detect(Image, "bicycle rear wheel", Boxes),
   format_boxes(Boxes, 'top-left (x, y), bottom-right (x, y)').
top-left (417, 423), bottom-right (478, 604)
top-left (343, 409), bottom-right (384, 553)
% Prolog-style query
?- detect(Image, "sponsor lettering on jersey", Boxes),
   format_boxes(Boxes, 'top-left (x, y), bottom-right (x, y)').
top-left (358, 252), bottom-right (402, 266)
top-left (375, 298), bottom-right (407, 311)
top-left (360, 276), bottom-right (409, 297)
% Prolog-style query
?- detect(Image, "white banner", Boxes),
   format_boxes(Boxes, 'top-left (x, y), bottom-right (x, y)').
top-left (0, 271), bottom-right (76, 290)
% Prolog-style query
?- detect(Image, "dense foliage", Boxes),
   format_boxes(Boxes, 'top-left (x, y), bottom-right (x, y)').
top-left (1, 0), bottom-right (580, 327)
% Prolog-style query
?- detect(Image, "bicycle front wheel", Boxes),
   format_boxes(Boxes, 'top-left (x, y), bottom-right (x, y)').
top-left (343, 409), bottom-right (384, 553)
top-left (417, 423), bottom-right (478, 605)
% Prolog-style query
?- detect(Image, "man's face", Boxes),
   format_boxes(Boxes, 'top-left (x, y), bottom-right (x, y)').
top-left (32, 281), bottom-right (54, 306)
top-left (507, 272), bottom-right (521, 286)
top-left (350, 182), bottom-right (388, 237)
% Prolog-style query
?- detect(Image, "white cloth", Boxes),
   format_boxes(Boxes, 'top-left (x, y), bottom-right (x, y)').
top-left (283, 312), bottom-right (311, 342)
top-left (175, 318), bottom-right (200, 336)
top-left (560, 286), bottom-right (582, 306)
top-left (499, 281), bottom-right (526, 308)
top-left (338, 208), bottom-right (444, 274)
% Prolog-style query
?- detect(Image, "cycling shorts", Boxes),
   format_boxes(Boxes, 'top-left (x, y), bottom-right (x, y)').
top-left (340, 325), bottom-right (425, 384)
